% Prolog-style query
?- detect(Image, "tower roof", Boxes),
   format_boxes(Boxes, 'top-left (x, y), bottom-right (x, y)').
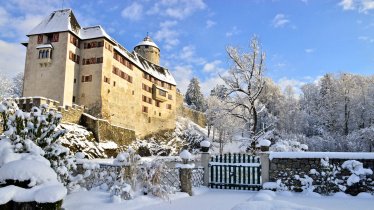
top-left (28, 9), bottom-right (80, 36)
top-left (135, 35), bottom-right (159, 50)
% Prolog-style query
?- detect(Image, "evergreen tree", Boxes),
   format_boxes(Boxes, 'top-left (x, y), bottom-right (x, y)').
top-left (185, 77), bottom-right (206, 111)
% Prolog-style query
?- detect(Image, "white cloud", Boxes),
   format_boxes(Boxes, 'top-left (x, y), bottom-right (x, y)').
top-left (203, 60), bottom-right (223, 73)
top-left (200, 76), bottom-right (225, 95)
top-left (147, 0), bottom-right (206, 20)
top-left (172, 65), bottom-right (193, 94)
top-left (305, 48), bottom-right (315, 53)
top-left (358, 35), bottom-right (374, 42)
top-left (178, 45), bottom-right (206, 65)
top-left (0, 40), bottom-right (26, 77)
top-left (339, 0), bottom-right (374, 13)
top-left (154, 20), bottom-right (180, 50)
top-left (225, 26), bottom-right (240, 37)
top-left (121, 2), bottom-right (143, 21)
top-left (272, 13), bottom-right (290, 28)
top-left (277, 75), bottom-right (322, 96)
top-left (206, 20), bottom-right (216, 28)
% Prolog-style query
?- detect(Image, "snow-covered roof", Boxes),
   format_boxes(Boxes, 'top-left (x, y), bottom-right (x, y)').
top-left (79, 25), bottom-right (113, 41)
top-left (135, 36), bottom-right (159, 49)
top-left (28, 9), bottom-right (80, 36)
top-left (114, 46), bottom-right (176, 85)
top-left (36, 44), bottom-right (53, 49)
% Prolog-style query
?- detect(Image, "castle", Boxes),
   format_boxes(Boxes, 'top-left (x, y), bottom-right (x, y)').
top-left (21, 9), bottom-right (179, 138)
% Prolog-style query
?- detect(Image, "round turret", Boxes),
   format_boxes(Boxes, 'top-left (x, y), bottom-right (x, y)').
top-left (134, 35), bottom-right (160, 65)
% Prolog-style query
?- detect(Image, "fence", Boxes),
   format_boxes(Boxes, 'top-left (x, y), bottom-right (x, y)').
top-left (78, 163), bottom-right (205, 191)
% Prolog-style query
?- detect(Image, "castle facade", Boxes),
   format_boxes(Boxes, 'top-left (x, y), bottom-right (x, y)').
top-left (22, 9), bottom-right (178, 137)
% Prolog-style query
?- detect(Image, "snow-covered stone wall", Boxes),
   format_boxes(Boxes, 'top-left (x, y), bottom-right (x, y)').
top-left (268, 152), bottom-right (374, 195)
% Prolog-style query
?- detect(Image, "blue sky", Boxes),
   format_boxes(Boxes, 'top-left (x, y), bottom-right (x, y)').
top-left (0, 0), bottom-right (373, 94)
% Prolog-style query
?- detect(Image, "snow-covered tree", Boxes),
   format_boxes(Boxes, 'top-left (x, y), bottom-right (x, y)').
top-left (9, 72), bottom-right (24, 97)
top-left (185, 77), bottom-right (206, 112)
top-left (0, 74), bottom-right (12, 100)
top-left (220, 36), bottom-right (265, 152)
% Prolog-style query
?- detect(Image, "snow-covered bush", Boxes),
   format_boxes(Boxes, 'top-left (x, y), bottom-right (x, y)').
top-left (295, 174), bottom-right (314, 193)
top-left (138, 159), bottom-right (171, 200)
top-left (0, 101), bottom-right (84, 190)
top-left (341, 160), bottom-right (373, 195)
top-left (0, 101), bottom-right (70, 207)
top-left (309, 158), bottom-right (342, 195)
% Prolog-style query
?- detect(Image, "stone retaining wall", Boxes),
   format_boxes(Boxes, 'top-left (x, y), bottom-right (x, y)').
top-left (80, 113), bottom-right (136, 149)
top-left (267, 152), bottom-right (374, 195)
top-left (176, 92), bottom-right (206, 127)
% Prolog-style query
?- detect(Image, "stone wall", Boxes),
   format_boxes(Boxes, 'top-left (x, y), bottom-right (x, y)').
top-left (176, 92), bottom-right (206, 127)
top-left (268, 152), bottom-right (374, 194)
top-left (80, 113), bottom-right (136, 147)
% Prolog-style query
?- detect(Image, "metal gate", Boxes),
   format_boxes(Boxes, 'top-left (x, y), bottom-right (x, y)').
top-left (209, 153), bottom-right (262, 190)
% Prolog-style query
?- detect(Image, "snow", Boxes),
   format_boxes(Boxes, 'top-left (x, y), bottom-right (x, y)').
top-left (0, 183), bottom-right (66, 204)
top-left (34, 185), bottom-right (68, 203)
top-left (200, 140), bottom-right (211, 147)
top-left (36, 44), bottom-right (53, 49)
top-left (0, 160), bottom-right (57, 186)
top-left (259, 139), bottom-right (271, 147)
top-left (62, 188), bottom-right (374, 210)
top-left (269, 152), bottom-right (374, 160)
top-left (98, 141), bottom-right (118, 150)
top-left (262, 182), bottom-right (278, 190)
top-left (175, 163), bottom-right (195, 169)
top-left (341, 160), bottom-right (373, 186)
top-left (28, 9), bottom-right (73, 36)
top-left (136, 40), bottom-right (159, 49)
top-left (179, 150), bottom-right (192, 160)
top-left (79, 26), bottom-right (112, 40)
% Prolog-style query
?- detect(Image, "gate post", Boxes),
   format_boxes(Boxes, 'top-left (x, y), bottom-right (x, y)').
top-left (200, 152), bottom-right (210, 187)
top-left (259, 152), bottom-right (270, 183)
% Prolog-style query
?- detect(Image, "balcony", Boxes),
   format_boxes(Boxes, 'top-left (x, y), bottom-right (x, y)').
top-left (152, 84), bottom-right (168, 102)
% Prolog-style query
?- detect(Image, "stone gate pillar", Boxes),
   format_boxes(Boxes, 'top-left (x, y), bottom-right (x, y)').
top-left (259, 152), bottom-right (270, 183)
top-left (200, 152), bottom-right (210, 187)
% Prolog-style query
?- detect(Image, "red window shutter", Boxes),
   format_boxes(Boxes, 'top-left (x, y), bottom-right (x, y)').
top-left (37, 35), bottom-right (43, 44)
top-left (52, 33), bottom-right (59, 42)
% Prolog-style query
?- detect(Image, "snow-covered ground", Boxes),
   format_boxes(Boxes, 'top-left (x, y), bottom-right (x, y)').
top-left (63, 188), bottom-right (374, 210)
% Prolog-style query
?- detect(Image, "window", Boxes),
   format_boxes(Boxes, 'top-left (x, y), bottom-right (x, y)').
top-left (113, 81), bottom-right (116, 87)
top-left (104, 76), bottom-right (110, 84)
top-left (70, 35), bottom-right (80, 48)
top-left (52, 33), bottom-right (59, 42)
top-left (84, 41), bottom-right (104, 49)
top-left (72, 96), bottom-right (76, 103)
top-left (159, 89), bottom-right (167, 97)
top-left (38, 49), bottom-right (51, 59)
top-left (159, 112), bottom-right (161, 116)
top-left (155, 101), bottom-right (160, 107)
top-left (37, 35), bottom-right (43, 44)
top-left (69, 51), bottom-right (80, 64)
top-left (112, 65), bottom-right (132, 83)
top-left (113, 51), bottom-right (133, 70)
top-left (82, 57), bottom-right (102, 65)
top-left (105, 42), bottom-right (113, 52)
top-left (74, 78), bottom-right (76, 83)
top-left (166, 104), bottom-right (172, 110)
top-left (81, 75), bottom-right (92, 82)
top-left (168, 94), bottom-right (173, 100)
top-left (142, 84), bottom-right (152, 93)
top-left (142, 106), bottom-right (148, 113)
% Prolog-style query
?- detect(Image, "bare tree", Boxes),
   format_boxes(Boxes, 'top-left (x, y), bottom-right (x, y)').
top-left (221, 36), bottom-right (265, 152)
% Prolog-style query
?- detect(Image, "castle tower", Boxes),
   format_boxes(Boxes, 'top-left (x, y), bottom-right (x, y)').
top-left (134, 35), bottom-right (160, 65)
